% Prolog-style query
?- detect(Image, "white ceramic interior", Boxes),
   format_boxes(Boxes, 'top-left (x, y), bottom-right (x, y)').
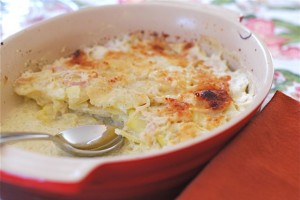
top-left (0, 2), bottom-right (273, 186)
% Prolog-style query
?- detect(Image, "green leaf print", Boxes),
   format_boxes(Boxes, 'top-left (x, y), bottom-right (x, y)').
top-left (273, 19), bottom-right (300, 33)
top-left (272, 69), bottom-right (300, 93)
top-left (273, 19), bottom-right (300, 44)
top-left (243, 14), bottom-right (257, 20)
top-left (279, 33), bottom-right (300, 44)
top-left (211, 0), bottom-right (235, 5)
top-left (268, 5), bottom-right (300, 11)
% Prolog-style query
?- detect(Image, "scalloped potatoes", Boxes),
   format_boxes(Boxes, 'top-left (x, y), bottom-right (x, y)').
top-left (5, 32), bottom-right (254, 156)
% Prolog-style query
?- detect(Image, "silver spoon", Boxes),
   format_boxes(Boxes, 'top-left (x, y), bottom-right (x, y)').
top-left (0, 125), bottom-right (124, 157)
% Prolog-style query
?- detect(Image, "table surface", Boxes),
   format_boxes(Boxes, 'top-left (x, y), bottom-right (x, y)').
top-left (1, 0), bottom-right (299, 101)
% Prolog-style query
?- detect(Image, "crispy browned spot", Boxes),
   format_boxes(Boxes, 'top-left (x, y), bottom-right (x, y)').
top-left (162, 32), bottom-right (170, 38)
top-left (152, 44), bottom-right (165, 53)
top-left (68, 50), bottom-right (94, 68)
top-left (183, 42), bottom-right (194, 51)
top-left (194, 89), bottom-right (232, 110)
top-left (69, 50), bottom-right (84, 65)
top-left (108, 76), bottom-right (122, 84)
top-left (4, 76), bottom-right (8, 84)
top-left (150, 32), bottom-right (159, 37)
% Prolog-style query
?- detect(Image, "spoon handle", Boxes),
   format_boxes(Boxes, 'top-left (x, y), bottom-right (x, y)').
top-left (0, 132), bottom-right (52, 144)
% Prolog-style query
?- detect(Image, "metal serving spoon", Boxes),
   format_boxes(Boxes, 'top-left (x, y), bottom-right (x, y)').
top-left (0, 125), bottom-right (124, 157)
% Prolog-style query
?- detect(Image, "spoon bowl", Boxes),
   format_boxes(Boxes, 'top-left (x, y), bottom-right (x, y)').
top-left (0, 125), bottom-right (124, 157)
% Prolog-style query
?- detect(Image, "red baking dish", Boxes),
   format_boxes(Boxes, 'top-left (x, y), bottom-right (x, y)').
top-left (0, 2), bottom-right (273, 199)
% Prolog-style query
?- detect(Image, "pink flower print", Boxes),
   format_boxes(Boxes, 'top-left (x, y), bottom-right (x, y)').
top-left (245, 18), bottom-right (274, 36)
top-left (295, 86), bottom-right (300, 99)
top-left (271, 71), bottom-right (283, 91)
top-left (280, 47), bottom-right (300, 59)
top-left (274, 71), bottom-right (286, 84)
top-left (244, 18), bottom-right (300, 59)
top-left (245, 19), bottom-right (287, 48)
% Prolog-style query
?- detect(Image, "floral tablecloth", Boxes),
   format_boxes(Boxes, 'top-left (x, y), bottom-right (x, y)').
top-left (1, 0), bottom-right (299, 101)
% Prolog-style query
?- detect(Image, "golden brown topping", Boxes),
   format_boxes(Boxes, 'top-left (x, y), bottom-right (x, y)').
top-left (165, 98), bottom-right (189, 112)
top-left (88, 71), bottom-right (99, 78)
top-left (168, 55), bottom-right (188, 67)
top-left (108, 76), bottom-right (122, 84)
top-left (193, 60), bottom-right (208, 68)
top-left (15, 76), bottom-right (34, 84)
top-left (105, 51), bottom-right (128, 59)
top-left (165, 98), bottom-right (191, 121)
top-left (194, 70), bottom-right (231, 92)
top-left (12, 32), bottom-right (253, 154)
